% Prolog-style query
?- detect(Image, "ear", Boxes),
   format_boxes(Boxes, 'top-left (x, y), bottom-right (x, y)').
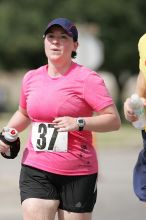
top-left (74, 41), bottom-right (78, 52)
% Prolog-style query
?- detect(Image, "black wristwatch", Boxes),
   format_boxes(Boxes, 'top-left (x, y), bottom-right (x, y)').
top-left (76, 118), bottom-right (86, 131)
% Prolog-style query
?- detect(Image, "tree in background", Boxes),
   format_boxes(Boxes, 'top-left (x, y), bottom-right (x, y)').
top-left (0, 0), bottom-right (146, 89)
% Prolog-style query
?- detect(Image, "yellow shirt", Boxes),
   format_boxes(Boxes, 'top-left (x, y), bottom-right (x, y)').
top-left (138, 33), bottom-right (146, 75)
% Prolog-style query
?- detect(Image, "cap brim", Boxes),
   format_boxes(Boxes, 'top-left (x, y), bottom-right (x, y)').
top-left (44, 23), bottom-right (73, 38)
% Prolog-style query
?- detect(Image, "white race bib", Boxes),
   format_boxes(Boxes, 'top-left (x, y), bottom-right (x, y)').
top-left (31, 122), bottom-right (68, 152)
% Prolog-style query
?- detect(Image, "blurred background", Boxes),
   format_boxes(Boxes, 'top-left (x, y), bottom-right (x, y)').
top-left (0, 0), bottom-right (146, 115)
top-left (0, 0), bottom-right (146, 219)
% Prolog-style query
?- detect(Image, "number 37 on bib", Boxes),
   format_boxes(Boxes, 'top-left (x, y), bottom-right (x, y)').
top-left (31, 122), bottom-right (68, 152)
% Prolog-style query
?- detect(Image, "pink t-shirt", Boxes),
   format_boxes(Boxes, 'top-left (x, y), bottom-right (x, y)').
top-left (20, 62), bottom-right (113, 175)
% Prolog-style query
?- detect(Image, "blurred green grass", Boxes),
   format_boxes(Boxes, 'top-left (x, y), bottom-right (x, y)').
top-left (0, 113), bottom-right (142, 150)
top-left (95, 124), bottom-right (142, 149)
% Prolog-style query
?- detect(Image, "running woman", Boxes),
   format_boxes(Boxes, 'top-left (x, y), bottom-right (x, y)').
top-left (0, 18), bottom-right (121, 220)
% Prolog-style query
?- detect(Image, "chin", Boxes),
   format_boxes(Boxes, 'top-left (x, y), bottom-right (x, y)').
top-left (50, 54), bottom-right (62, 59)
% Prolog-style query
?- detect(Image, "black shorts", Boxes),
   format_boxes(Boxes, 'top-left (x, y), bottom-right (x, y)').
top-left (19, 165), bottom-right (97, 213)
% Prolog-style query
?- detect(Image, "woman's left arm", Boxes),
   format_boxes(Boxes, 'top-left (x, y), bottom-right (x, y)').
top-left (83, 104), bottom-right (121, 132)
top-left (53, 104), bottom-right (121, 132)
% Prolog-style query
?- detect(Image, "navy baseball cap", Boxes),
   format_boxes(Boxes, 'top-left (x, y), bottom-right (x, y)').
top-left (43, 18), bottom-right (78, 41)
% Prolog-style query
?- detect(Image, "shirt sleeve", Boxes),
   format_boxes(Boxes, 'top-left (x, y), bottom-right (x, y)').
top-left (19, 75), bottom-right (27, 109)
top-left (19, 70), bottom-right (32, 109)
top-left (83, 72), bottom-right (114, 112)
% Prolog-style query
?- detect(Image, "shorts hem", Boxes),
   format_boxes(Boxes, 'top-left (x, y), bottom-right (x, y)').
top-left (58, 207), bottom-right (93, 213)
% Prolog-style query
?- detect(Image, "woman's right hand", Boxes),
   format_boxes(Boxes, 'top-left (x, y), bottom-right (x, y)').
top-left (0, 140), bottom-right (10, 154)
top-left (123, 98), bottom-right (138, 122)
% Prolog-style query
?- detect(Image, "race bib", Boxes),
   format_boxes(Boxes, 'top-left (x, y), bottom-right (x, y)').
top-left (31, 122), bottom-right (68, 152)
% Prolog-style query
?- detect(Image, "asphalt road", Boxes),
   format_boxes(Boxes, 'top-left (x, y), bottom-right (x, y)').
top-left (0, 145), bottom-right (146, 220)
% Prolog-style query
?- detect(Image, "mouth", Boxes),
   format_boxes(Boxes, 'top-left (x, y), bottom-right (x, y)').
top-left (51, 48), bottom-right (60, 52)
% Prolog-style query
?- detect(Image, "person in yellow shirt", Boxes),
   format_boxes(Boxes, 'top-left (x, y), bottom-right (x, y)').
top-left (124, 33), bottom-right (146, 202)
top-left (124, 33), bottom-right (146, 123)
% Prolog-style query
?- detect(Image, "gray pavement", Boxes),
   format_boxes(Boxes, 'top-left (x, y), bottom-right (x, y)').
top-left (0, 145), bottom-right (146, 220)
top-left (93, 146), bottom-right (146, 220)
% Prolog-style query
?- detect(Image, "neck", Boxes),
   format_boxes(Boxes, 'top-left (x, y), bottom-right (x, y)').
top-left (48, 60), bottom-right (72, 77)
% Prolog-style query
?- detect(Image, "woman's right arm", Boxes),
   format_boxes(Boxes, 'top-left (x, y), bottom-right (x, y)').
top-left (0, 106), bottom-right (30, 154)
top-left (5, 106), bottom-right (31, 132)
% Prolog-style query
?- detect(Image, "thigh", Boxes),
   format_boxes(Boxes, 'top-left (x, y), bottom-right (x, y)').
top-left (19, 165), bottom-right (60, 203)
top-left (58, 173), bottom-right (97, 213)
top-left (22, 198), bottom-right (59, 220)
top-left (19, 165), bottom-right (60, 220)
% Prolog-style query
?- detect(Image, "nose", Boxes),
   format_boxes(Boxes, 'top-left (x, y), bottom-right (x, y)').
top-left (52, 36), bottom-right (60, 44)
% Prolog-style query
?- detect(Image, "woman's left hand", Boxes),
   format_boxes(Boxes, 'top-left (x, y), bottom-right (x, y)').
top-left (53, 116), bottom-right (78, 132)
